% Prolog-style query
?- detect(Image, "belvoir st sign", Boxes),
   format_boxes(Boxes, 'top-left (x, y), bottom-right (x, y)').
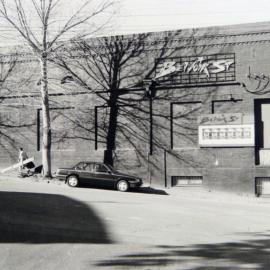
top-left (154, 53), bottom-right (235, 84)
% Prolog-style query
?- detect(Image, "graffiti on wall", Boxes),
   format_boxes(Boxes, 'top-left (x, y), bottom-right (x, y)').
top-left (155, 54), bottom-right (235, 84)
top-left (198, 113), bottom-right (242, 125)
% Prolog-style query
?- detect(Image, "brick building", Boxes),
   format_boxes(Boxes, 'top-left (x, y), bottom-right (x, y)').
top-left (1, 21), bottom-right (270, 195)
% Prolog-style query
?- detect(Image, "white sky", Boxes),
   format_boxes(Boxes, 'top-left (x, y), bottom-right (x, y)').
top-left (114, 0), bottom-right (270, 34)
top-left (1, 0), bottom-right (270, 47)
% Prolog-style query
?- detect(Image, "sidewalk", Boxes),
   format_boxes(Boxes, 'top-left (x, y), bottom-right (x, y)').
top-left (165, 185), bottom-right (270, 206)
top-left (0, 171), bottom-right (64, 185)
top-left (1, 171), bottom-right (270, 205)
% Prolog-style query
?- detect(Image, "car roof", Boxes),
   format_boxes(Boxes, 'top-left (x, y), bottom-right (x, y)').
top-left (78, 161), bottom-right (105, 165)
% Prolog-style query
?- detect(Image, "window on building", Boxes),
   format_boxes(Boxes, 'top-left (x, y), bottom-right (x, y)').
top-left (172, 176), bottom-right (203, 186)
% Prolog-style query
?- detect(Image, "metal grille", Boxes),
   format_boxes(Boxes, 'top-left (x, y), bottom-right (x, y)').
top-left (155, 53), bottom-right (235, 85)
top-left (172, 176), bottom-right (203, 186)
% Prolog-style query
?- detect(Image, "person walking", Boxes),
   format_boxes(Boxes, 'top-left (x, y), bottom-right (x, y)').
top-left (18, 147), bottom-right (28, 173)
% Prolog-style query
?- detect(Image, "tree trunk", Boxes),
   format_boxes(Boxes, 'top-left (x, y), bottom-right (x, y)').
top-left (104, 99), bottom-right (118, 166)
top-left (40, 54), bottom-right (52, 178)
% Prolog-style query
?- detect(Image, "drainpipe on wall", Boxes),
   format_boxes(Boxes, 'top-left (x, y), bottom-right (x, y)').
top-left (148, 152), bottom-right (152, 187)
top-left (164, 148), bottom-right (167, 188)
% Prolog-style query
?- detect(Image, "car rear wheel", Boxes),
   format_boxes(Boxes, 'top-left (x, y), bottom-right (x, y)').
top-left (67, 175), bottom-right (79, 187)
top-left (117, 180), bottom-right (129, 192)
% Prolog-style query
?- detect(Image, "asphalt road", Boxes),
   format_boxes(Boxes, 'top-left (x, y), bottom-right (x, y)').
top-left (1, 176), bottom-right (270, 270)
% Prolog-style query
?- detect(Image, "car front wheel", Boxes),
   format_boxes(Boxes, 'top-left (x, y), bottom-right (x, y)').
top-left (67, 175), bottom-right (79, 187)
top-left (117, 180), bottom-right (129, 192)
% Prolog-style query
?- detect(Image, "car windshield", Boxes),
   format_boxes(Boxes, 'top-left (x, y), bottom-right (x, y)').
top-left (105, 164), bottom-right (117, 173)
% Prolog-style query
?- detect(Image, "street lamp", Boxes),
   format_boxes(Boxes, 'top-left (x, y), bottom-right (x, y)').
top-left (143, 79), bottom-right (158, 155)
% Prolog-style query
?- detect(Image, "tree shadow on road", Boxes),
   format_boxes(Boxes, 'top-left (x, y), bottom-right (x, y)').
top-left (0, 191), bottom-right (113, 244)
top-left (95, 233), bottom-right (270, 269)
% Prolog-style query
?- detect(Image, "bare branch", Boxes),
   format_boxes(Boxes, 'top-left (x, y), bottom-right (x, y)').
top-left (47, 1), bottom-right (113, 49)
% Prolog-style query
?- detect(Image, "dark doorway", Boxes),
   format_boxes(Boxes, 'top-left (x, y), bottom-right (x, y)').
top-left (254, 99), bottom-right (270, 165)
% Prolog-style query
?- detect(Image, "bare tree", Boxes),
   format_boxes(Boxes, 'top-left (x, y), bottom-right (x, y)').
top-left (52, 29), bottom-right (231, 176)
top-left (53, 32), bottom-right (179, 166)
top-left (0, 0), bottom-right (113, 177)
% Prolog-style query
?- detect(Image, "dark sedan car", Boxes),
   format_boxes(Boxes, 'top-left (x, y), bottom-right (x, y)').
top-left (55, 161), bottom-right (143, 192)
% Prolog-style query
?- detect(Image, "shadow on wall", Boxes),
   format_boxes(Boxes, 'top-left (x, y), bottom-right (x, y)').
top-left (95, 233), bottom-right (270, 269)
top-left (0, 191), bottom-right (113, 244)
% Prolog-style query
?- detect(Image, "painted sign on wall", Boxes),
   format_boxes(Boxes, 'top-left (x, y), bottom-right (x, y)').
top-left (198, 124), bottom-right (254, 147)
top-left (198, 113), bottom-right (242, 125)
top-left (155, 54), bottom-right (235, 84)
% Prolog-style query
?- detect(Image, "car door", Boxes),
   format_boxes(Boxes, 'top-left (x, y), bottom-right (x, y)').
top-left (93, 164), bottom-right (117, 188)
top-left (73, 162), bottom-right (88, 182)
top-left (78, 163), bottom-right (97, 185)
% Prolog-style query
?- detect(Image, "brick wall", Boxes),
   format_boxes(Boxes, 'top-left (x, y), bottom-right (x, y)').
top-left (1, 23), bottom-right (270, 194)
